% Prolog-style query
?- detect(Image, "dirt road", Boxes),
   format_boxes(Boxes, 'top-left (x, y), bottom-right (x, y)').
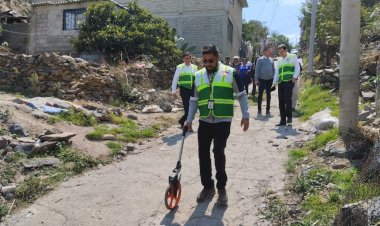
top-left (5, 93), bottom-right (304, 226)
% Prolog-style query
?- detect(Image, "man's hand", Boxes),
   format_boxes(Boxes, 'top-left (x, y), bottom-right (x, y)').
top-left (241, 118), bottom-right (249, 132)
top-left (292, 77), bottom-right (297, 83)
top-left (185, 121), bottom-right (192, 129)
top-left (255, 80), bottom-right (259, 86)
top-left (172, 92), bottom-right (177, 99)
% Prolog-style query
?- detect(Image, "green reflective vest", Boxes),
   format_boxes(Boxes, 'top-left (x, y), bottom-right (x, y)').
top-left (178, 64), bottom-right (197, 89)
top-left (278, 54), bottom-right (297, 83)
top-left (195, 64), bottom-right (235, 118)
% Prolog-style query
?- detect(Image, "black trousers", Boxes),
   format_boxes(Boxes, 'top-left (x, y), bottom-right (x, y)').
top-left (278, 81), bottom-right (294, 122)
top-left (258, 79), bottom-right (273, 111)
top-left (241, 77), bottom-right (249, 95)
top-left (198, 121), bottom-right (231, 190)
top-left (178, 87), bottom-right (193, 125)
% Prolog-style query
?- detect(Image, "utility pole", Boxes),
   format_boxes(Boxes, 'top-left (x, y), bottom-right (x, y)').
top-left (339, 0), bottom-right (361, 134)
top-left (307, 0), bottom-right (318, 76)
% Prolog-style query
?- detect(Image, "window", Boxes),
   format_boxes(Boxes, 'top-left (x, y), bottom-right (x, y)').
top-left (228, 19), bottom-right (233, 43)
top-left (63, 9), bottom-right (85, 30)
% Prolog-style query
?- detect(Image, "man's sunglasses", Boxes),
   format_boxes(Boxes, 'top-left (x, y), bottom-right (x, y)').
top-left (203, 59), bottom-right (216, 64)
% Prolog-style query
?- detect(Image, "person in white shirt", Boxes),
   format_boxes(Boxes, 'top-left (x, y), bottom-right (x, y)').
top-left (292, 56), bottom-right (304, 111)
top-left (272, 44), bottom-right (300, 126)
top-left (171, 52), bottom-right (198, 131)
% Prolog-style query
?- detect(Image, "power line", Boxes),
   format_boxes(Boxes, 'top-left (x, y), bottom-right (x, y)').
top-left (255, 0), bottom-right (270, 20)
top-left (268, 0), bottom-right (280, 29)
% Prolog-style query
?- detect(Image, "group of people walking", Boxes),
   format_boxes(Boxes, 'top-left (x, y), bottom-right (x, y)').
top-left (170, 44), bottom-right (302, 206)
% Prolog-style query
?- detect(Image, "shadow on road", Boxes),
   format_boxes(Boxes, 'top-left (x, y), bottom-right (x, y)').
top-left (162, 132), bottom-right (195, 146)
top-left (160, 208), bottom-right (181, 226)
top-left (272, 124), bottom-right (300, 138)
top-left (182, 199), bottom-right (227, 226)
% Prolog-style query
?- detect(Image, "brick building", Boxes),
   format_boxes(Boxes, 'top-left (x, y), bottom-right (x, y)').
top-left (29, 0), bottom-right (248, 57)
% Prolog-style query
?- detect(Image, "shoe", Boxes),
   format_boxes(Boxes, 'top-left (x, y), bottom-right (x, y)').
top-left (266, 110), bottom-right (270, 115)
top-left (196, 187), bottom-right (215, 203)
top-left (287, 118), bottom-right (292, 124)
top-left (258, 110), bottom-right (262, 115)
top-left (276, 121), bottom-right (286, 126)
top-left (216, 189), bottom-right (228, 206)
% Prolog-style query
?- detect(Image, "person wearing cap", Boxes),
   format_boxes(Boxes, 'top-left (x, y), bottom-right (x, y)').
top-left (231, 56), bottom-right (241, 72)
top-left (185, 45), bottom-right (249, 206)
top-left (172, 52), bottom-right (198, 131)
top-left (272, 44), bottom-right (300, 126)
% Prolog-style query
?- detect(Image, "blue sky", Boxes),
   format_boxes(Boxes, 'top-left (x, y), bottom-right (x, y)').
top-left (243, 0), bottom-right (305, 45)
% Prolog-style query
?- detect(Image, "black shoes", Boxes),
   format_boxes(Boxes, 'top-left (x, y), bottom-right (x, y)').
top-left (216, 189), bottom-right (228, 206)
top-left (258, 110), bottom-right (262, 115)
top-left (287, 118), bottom-right (292, 124)
top-left (196, 187), bottom-right (216, 203)
top-left (266, 110), bottom-right (270, 115)
top-left (276, 121), bottom-right (286, 126)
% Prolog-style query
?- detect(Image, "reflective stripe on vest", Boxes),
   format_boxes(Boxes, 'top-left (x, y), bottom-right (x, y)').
top-left (195, 64), bottom-right (234, 118)
top-left (178, 64), bottom-right (197, 89)
top-left (278, 63), bottom-right (295, 83)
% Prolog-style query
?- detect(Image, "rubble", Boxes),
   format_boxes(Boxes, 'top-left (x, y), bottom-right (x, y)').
top-left (40, 132), bottom-right (76, 142)
top-left (22, 157), bottom-right (61, 169)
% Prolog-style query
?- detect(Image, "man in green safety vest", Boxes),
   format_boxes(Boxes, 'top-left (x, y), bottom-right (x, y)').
top-left (272, 44), bottom-right (300, 126)
top-left (172, 52), bottom-right (198, 131)
top-left (185, 45), bottom-right (250, 206)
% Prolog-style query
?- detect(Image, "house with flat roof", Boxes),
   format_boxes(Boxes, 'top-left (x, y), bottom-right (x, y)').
top-left (29, 0), bottom-right (248, 57)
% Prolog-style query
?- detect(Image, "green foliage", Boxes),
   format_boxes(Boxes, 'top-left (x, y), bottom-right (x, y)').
top-left (15, 176), bottom-right (46, 202)
top-left (242, 20), bottom-right (268, 55)
top-left (0, 165), bottom-right (17, 182)
top-left (308, 127), bottom-right (339, 150)
top-left (300, 1), bottom-right (380, 65)
top-left (55, 146), bottom-right (100, 174)
top-left (106, 141), bottom-right (122, 156)
top-left (86, 116), bottom-right (157, 143)
top-left (0, 109), bottom-right (12, 123)
top-left (49, 110), bottom-right (97, 127)
top-left (0, 204), bottom-right (8, 220)
top-left (298, 82), bottom-right (339, 121)
top-left (72, 2), bottom-right (181, 64)
top-left (28, 72), bottom-right (39, 95)
top-left (4, 152), bottom-right (27, 163)
top-left (175, 35), bottom-right (196, 53)
top-left (270, 32), bottom-right (293, 51)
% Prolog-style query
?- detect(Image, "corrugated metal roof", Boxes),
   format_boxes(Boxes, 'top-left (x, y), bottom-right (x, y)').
top-left (31, 0), bottom-right (126, 9)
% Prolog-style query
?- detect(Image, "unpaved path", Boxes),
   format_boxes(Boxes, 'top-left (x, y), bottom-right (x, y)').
top-left (5, 93), bottom-right (305, 226)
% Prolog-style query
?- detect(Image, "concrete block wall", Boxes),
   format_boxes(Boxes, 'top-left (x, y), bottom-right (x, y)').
top-left (30, 2), bottom-right (90, 54)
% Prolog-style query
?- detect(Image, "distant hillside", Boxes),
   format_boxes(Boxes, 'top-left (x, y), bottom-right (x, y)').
top-left (0, 0), bottom-right (31, 16)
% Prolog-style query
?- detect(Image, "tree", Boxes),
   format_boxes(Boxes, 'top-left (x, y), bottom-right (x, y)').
top-left (242, 20), bottom-right (268, 55)
top-left (72, 2), bottom-right (181, 65)
top-left (270, 32), bottom-right (293, 51)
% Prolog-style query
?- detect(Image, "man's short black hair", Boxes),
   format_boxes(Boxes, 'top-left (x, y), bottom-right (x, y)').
top-left (263, 47), bottom-right (271, 52)
top-left (225, 56), bottom-right (231, 59)
top-left (182, 52), bottom-right (191, 58)
top-left (278, 44), bottom-right (287, 51)
top-left (202, 45), bottom-right (219, 56)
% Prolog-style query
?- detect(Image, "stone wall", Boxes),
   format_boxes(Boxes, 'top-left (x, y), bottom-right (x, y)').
top-left (0, 51), bottom-right (175, 102)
